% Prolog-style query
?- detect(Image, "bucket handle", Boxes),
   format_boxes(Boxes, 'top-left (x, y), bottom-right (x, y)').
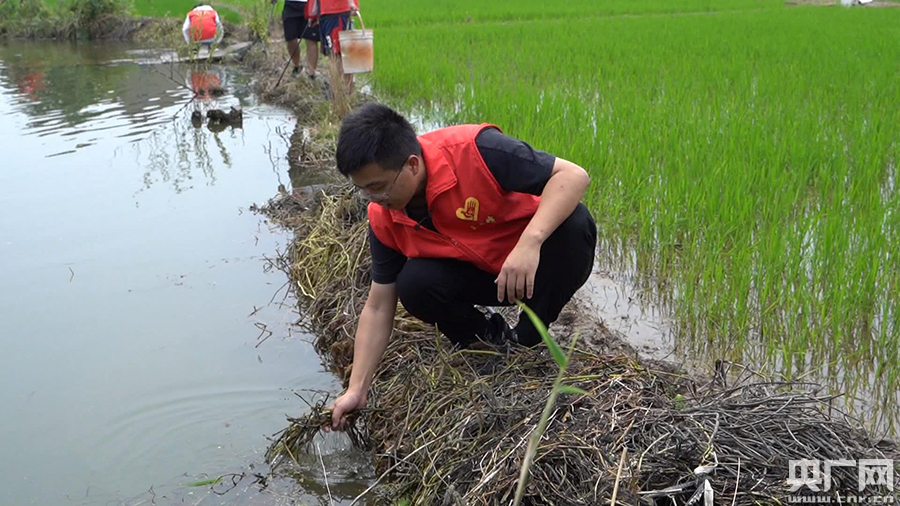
top-left (352, 10), bottom-right (366, 34)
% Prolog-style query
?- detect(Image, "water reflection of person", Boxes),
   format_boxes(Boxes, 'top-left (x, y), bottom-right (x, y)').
top-left (17, 71), bottom-right (45, 101)
top-left (189, 70), bottom-right (221, 129)
top-left (190, 70), bottom-right (222, 100)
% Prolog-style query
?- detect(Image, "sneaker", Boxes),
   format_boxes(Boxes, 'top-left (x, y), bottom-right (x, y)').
top-left (483, 312), bottom-right (517, 345)
top-left (291, 66), bottom-right (301, 78)
top-left (306, 72), bottom-right (316, 80)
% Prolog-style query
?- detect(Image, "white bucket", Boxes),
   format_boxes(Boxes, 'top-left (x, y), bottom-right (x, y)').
top-left (338, 13), bottom-right (373, 74)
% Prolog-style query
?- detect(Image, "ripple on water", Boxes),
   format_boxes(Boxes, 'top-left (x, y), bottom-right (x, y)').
top-left (101, 385), bottom-right (296, 466)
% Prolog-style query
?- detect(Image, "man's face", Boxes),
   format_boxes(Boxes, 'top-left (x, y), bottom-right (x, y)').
top-left (350, 156), bottom-right (420, 210)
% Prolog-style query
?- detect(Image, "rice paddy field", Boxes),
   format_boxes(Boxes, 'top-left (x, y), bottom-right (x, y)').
top-left (129, 0), bottom-right (784, 24)
top-left (364, 0), bottom-right (900, 435)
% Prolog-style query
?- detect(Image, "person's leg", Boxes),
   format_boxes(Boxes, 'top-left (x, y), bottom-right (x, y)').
top-left (319, 14), bottom-right (336, 56)
top-left (305, 39), bottom-right (318, 76)
top-left (338, 12), bottom-right (353, 90)
top-left (320, 13), bottom-right (354, 91)
top-left (283, 13), bottom-right (303, 73)
top-left (337, 54), bottom-right (353, 91)
top-left (395, 258), bottom-right (507, 348)
top-left (395, 204), bottom-right (596, 348)
top-left (513, 203), bottom-right (597, 346)
top-left (287, 39), bottom-right (302, 68)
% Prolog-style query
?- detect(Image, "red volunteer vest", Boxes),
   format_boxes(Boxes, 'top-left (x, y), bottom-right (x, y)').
top-left (368, 124), bottom-right (541, 275)
top-left (188, 8), bottom-right (218, 42)
top-left (306, 0), bottom-right (359, 18)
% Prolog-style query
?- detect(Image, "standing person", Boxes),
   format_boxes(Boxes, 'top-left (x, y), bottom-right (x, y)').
top-left (182, 4), bottom-right (223, 46)
top-left (325, 103), bottom-right (597, 431)
top-left (277, 0), bottom-right (320, 79)
top-left (306, 0), bottom-right (358, 89)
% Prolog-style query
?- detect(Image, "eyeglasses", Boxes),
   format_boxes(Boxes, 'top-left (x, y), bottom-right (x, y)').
top-left (356, 167), bottom-right (403, 203)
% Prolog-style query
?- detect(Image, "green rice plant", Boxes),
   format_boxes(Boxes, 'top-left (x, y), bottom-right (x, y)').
top-left (512, 302), bottom-right (587, 505)
top-left (361, 0), bottom-right (783, 28)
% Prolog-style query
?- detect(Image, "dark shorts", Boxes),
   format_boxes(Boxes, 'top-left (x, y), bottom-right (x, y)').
top-left (283, 2), bottom-right (319, 41)
top-left (319, 12), bottom-right (351, 55)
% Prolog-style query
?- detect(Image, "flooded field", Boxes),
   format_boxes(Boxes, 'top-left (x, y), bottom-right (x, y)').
top-left (373, 3), bottom-right (900, 438)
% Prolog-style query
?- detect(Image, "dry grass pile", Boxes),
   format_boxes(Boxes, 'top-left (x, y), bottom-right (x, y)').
top-left (259, 187), bottom-right (899, 504)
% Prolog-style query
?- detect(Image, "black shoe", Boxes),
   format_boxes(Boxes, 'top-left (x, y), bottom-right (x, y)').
top-left (484, 312), bottom-right (517, 345)
top-left (291, 66), bottom-right (301, 78)
top-left (454, 310), bottom-right (517, 350)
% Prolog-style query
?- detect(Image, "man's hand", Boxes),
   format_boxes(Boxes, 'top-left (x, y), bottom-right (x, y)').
top-left (495, 237), bottom-right (541, 303)
top-left (350, 5), bottom-right (359, 14)
top-left (325, 389), bottom-right (367, 432)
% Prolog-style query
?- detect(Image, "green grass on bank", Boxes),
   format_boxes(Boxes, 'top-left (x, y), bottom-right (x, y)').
top-left (1, 0), bottom-right (287, 38)
top-left (131, 0), bottom-right (244, 23)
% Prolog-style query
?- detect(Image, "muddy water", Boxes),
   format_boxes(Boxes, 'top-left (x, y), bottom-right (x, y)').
top-left (581, 260), bottom-right (900, 439)
top-left (0, 41), bottom-right (368, 505)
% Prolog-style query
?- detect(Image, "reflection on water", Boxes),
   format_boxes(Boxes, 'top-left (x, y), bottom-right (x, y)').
top-left (0, 42), bottom-right (255, 159)
top-left (136, 103), bottom-right (232, 194)
top-left (0, 41), bottom-right (367, 506)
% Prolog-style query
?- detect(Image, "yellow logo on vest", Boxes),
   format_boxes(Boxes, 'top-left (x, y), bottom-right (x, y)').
top-left (455, 197), bottom-right (479, 222)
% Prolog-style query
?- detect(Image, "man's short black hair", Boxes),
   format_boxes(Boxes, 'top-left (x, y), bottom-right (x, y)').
top-left (336, 102), bottom-right (421, 177)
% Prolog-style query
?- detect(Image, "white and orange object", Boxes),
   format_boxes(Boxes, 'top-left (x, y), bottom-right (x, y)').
top-left (182, 5), bottom-right (223, 44)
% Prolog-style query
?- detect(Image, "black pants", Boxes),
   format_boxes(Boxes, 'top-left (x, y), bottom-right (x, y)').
top-left (396, 204), bottom-right (597, 347)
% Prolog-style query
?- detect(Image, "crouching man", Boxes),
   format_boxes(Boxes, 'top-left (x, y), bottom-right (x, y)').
top-left (327, 103), bottom-right (597, 430)
top-left (182, 4), bottom-right (223, 46)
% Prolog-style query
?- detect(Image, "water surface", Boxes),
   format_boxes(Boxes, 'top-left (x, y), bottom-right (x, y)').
top-left (0, 40), bottom-right (365, 506)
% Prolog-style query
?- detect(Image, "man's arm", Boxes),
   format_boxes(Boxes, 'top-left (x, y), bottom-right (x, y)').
top-left (182, 14), bottom-right (192, 43)
top-left (521, 157), bottom-right (591, 248)
top-left (214, 12), bottom-right (223, 43)
top-left (329, 280), bottom-right (397, 430)
top-left (496, 157), bottom-right (590, 302)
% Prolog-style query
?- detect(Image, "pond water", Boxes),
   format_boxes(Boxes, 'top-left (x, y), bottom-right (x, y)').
top-left (0, 41), bottom-right (368, 505)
